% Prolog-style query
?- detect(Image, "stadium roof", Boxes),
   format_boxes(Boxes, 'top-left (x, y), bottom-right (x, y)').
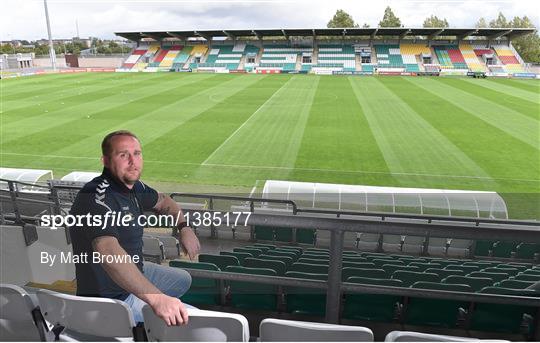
top-left (115, 27), bottom-right (535, 41)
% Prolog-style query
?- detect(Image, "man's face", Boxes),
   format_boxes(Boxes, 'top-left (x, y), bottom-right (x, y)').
top-left (102, 135), bottom-right (143, 188)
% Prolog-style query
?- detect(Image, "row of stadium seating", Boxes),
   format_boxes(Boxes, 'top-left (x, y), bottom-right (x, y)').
top-left (121, 41), bottom-right (526, 74)
top-left (6, 283), bottom-right (506, 341)
top-left (199, 224), bottom-right (539, 260)
top-left (170, 244), bottom-right (539, 334)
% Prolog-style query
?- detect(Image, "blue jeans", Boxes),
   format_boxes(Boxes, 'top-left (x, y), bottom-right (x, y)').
top-left (124, 262), bottom-right (193, 323)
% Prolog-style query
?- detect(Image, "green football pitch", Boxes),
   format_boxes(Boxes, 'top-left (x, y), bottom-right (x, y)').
top-left (1, 72), bottom-right (538, 216)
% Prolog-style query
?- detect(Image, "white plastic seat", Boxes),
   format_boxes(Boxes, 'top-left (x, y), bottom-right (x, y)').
top-left (259, 318), bottom-right (373, 342)
top-left (159, 236), bottom-right (181, 259)
top-left (357, 233), bottom-right (380, 252)
top-left (447, 239), bottom-right (472, 258)
top-left (428, 237), bottom-right (448, 256)
top-left (0, 284), bottom-right (48, 341)
top-left (402, 235), bottom-right (425, 254)
top-left (142, 306), bottom-right (249, 342)
top-left (142, 236), bottom-right (164, 263)
top-left (36, 288), bottom-right (137, 341)
top-left (382, 235), bottom-right (402, 253)
top-left (0, 225), bottom-right (33, 286)
top-left (385, 330), bottom-right (491, 341)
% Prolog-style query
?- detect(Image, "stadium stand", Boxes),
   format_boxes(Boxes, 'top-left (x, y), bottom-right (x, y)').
top-left (399, 43), bottom-right (429, 72)
top-left (158, 45), bottom-right (183, 69)
top-left (314, 44), bottom-right (356, 72)
top-left (493, 44), bottom-right (525, 73)
top-left (375, 44), bottom-right (405, 71)
top-left (122, 46), bottom-right (148, 69)
top-left (259, 44), bottom-right (312, 72)
top-left (434, 45), bottom-right (468, 70)
top-left (459, 43), bottom-right (488, 72)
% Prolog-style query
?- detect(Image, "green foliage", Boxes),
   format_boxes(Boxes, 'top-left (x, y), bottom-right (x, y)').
top-left (489, 12), bottom-right (509, 28)
top-left (507, 16), bottom-right (540, 63)
top-left (378, 6), bottom-right (402, 27)
top-left (423, 15), bottom-right (449, 28)
top-left (327, 9), bottom-right (358, 28)
top-left (476, 18), bottom-right (488, 28)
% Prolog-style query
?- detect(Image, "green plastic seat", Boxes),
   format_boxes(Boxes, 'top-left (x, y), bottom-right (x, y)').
top-left (276, 246), bottom-right (303, 254)
top-left (343, 256), bottom-right (368, 263)
top-left (373, 259), bottom-right (403, 268)
top-left (483, 267), bottom-right (519, 276)
top-left (474, 240), bottom-right (496, 256)
top-left (244, 245), bottom-right (271, 254)
top-left (233, 247), bottom-right (263, 257)
top-left (226, 266), bottom-right (278, 311)
top-left (442, 275), bottom-right (493, 292)
top-left (405, 282), bottom-right (472, 327)
top-left (305, 248), bottom-right (329, 254)
top-left (469, 287), bottom-right (539, 334)
top-left (383, 264), bottom-right (420, 276)
top-left (425, 268), bottom-right (466, 279)
top-left (289, 262), bottom-right (329, 274)
top-left (253, 243), bottom-right (276, 250)
top-left (392, 271), bottom-right (439, 287)
top-left (515, 243), bottom-right (540, 260)
top-left (343, 277), bottom-right (403, 322)
top-left (285, 271), bottom-right (327, 316)
top-left (199, 254), bottom-right (239, 271)
top-left (220, 251), bottom-right (252, 264)
top-left (514, 273), bottom-right (540, 282)
top-left (498, 279), bottom-right (535, 289)
top-left (266, 249), bottom-right (298, 261)
top-left (342, 267), bottom-right (387, 281)
top-left (500, 263), bottom-right (532, 273)
top-left (274, 248), bottom-right (302, 258)
top-left (296, 228), bottom-right (316, 244)
top-left (521, 269), bottom-right (540, 276)
top-left (254, 226), bottom-right (275, 241)
top-left (444, 265), bottom-right (480, 274)
top-left (297, 258), bottom-right (329, 266)
top-left (243, 257), bottom-right (287, 276)
top-left (468, 271), bottom-right (509, 283)
top-left (169, 260), bottom-right (221, 305)
top-left (408, 262), bottom-right (436, 271)
top-left (259, 254), bottom-right (293, 268)
top-left (491, 241), bottom-right (518, 258)
top-left (343, 261), bottom-right (376, 269)
top-left (300, 253), bottom-right (329, 260)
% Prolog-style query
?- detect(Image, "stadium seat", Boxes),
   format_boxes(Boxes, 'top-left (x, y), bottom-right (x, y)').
top-left (200, 254), bottom-right (239, 271)
top-left (343, 267), bottom-right (387, 281)
top-left (300, 253), bottom-right (329, 260)
top-left (258, 254), bottom-right (294, 268)
top-left (169, 260), bottom-right (221, 305)
top-left (357, 233), bottom-right (380, 252)
top-left (226, 266), bottom-right (278, 311)
top-left (289, 262), bottom-right (328, 274)
top-left (143, 307), bottom-right (250, 341)
top-left (142, 236), bottom-right (164, 263)
top-left (343, 261), bottom-right (376, 269)
top-left (259, 318), bottom-right (374, 342)
top-left (159, 236), bottom-right (181, 259)
top-left (384, 330), bottom-right (482, 341)
top-left (468, 271), bottom-right (509, 283)
top-left (498, 279), bottom-right (535, 289)
top-left (469, 287), bottom-right (538, 334)
top-left (514, 273), bottom-right (540, 282)
top-left (37, 288), bottom-right (138, 341)
top-left (404, 282), bottom-right (472, 327)
top-left (392, 271), bottom-right (439, 287)
top-left (402, 235), bottom-right (425, 254)
top-left (382, 235), bottom-right (402, 253)
top-left (373, 258), bottom-right (403, 269)
top-left (243, 257), bottom-right (287, 276)
top-left (427, 237), bottom-right (448, 256)
top-left (447, 239), bottom-right (473, 258)
top-left (343, 277), bottom-right (403, 322)
top-left (491, 241), bottom-right (517, 258)
top-left (483, 267), bottom-right (519, 276)
top-left (408, 262), bottom-right (436, 272)
top-left (234, 247), bottom-right (263, 257)
top-left (265, 249), bottom-right (298, 261)
top-left (383, 264), bottom-right (420, 276)
top-left (442, 275), bottom-right (494, 292)
top-left (221, 251), bottom-right (252, 264)
top-left (445, 265), bottom-right (480, 274)
top-left (285, 272), bottom-right (327, 316)
top-left (297, 257), bottom-right (329, 266)
top-left (0, 284), bottom-right (48, 341)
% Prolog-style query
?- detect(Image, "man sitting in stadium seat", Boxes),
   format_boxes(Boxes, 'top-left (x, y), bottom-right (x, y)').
top-left (70, 130), bottom-right (200, 325)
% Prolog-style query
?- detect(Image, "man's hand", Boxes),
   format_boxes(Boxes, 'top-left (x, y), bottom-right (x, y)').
top-left (180, 227), bottom-right (200, 260)
top-left (147, 293), bottom-right (189, 326)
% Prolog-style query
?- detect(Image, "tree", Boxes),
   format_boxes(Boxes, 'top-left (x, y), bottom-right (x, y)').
top-left (423, 15), bottom-right (449, 28)
top-left (508, 15), bottom-right (540, 63)
top-left (327, 9), bottom-right (358, 28)
top-left (489, 12), bottom-right (508, 28)
top-left (362, 23), bottom-right (370, 28)
top-left (379, 6), bottom-right (402, 27)
top-left (476, 17), bottom-right (488, 28)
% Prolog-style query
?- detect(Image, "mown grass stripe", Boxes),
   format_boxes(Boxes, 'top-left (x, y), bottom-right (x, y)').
top-left (350, 76), bottom-right (493, 189)
top-left (408, 77), bottom-right (539, 150)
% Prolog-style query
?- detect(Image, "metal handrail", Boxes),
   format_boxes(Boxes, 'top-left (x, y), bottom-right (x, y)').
top-left (171, 193), bottom-right (298, 214)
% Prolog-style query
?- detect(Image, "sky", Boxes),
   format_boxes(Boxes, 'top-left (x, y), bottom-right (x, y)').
top-left (1, 0), bottom-right (538, 41)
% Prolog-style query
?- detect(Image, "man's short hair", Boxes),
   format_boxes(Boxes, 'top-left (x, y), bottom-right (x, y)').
top-left (101, 130), bottom-right (140, 157)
